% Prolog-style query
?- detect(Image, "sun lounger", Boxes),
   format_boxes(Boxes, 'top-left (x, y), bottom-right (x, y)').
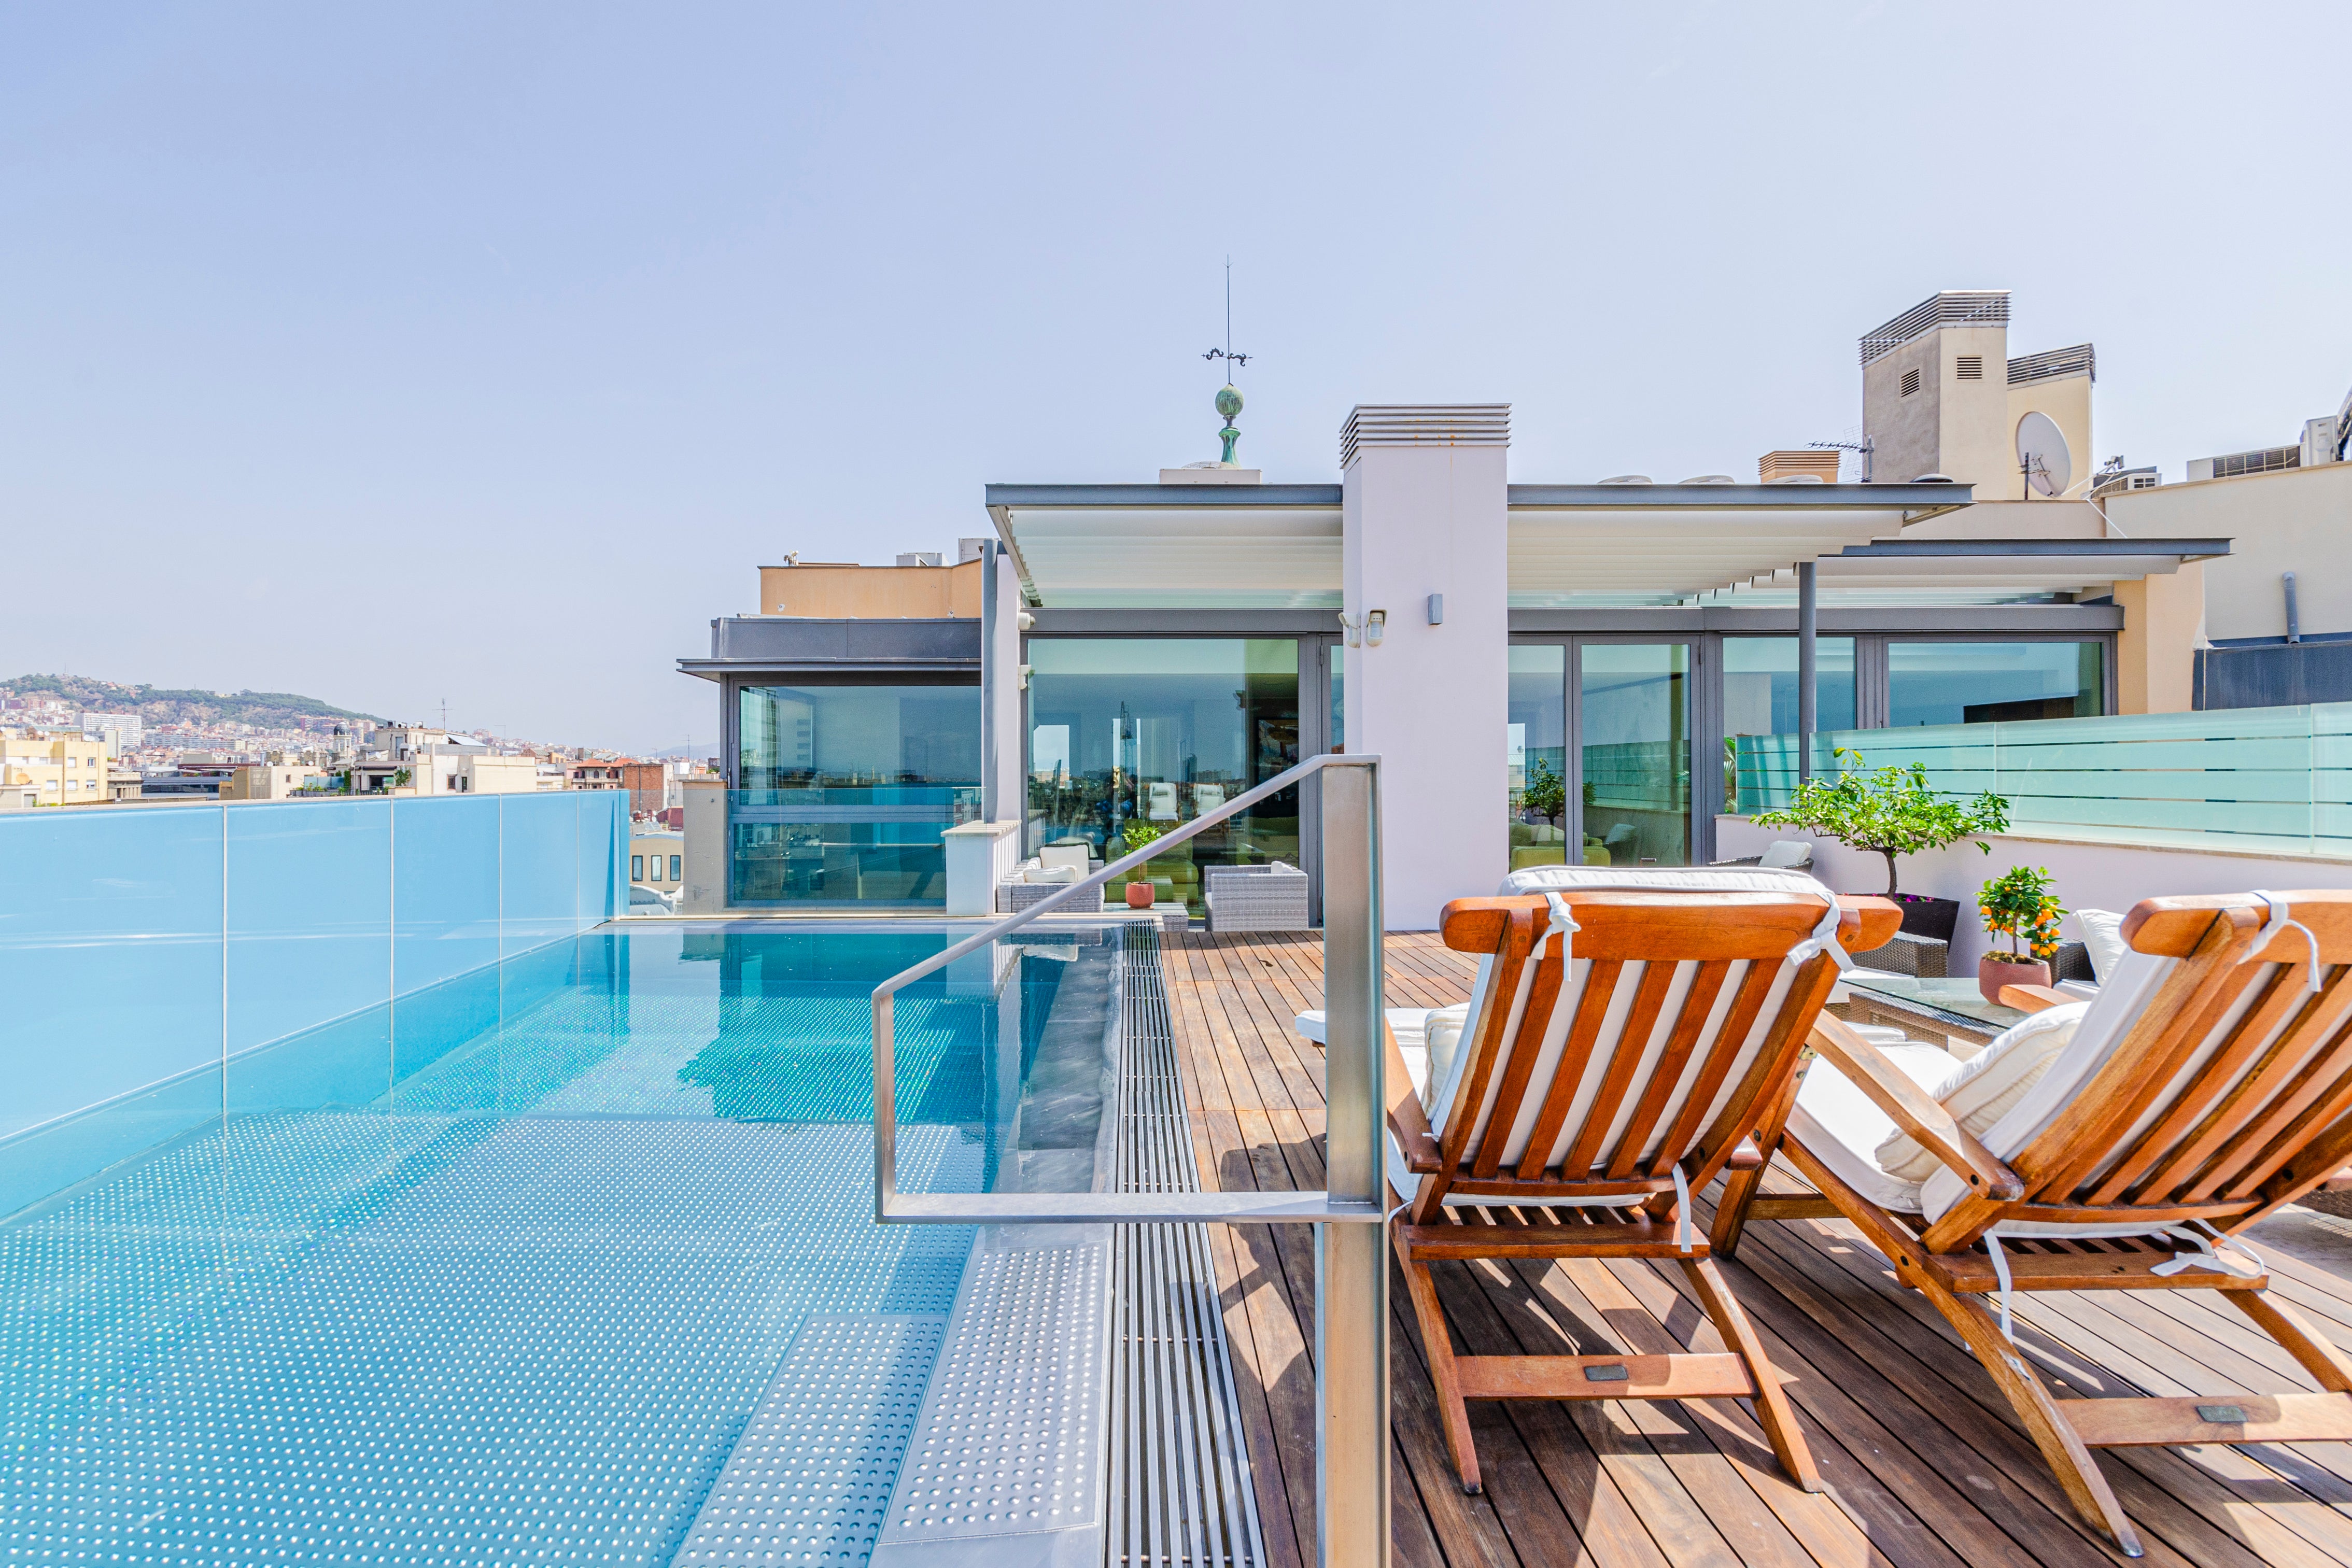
top-left (1720, 891), bottom-right (2352, 1556)
top-left (1385, 865), bottom-right (1899, 1496)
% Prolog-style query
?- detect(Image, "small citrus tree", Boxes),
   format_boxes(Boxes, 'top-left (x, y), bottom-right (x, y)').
top-left (1752, 749), bottom-right (2009, 897)
top-left (1980, 864), bottom-right (2064, 963)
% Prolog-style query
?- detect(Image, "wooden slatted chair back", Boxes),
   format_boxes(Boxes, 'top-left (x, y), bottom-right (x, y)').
top-left (1923, 891), bottom-right (2352, 1252)
top-left (1420, 889), bottom-right (1895, 1226)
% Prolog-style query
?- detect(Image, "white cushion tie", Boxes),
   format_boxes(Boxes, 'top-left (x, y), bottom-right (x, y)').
top-left (1785, 893), bottom-right (1852, 972)
top-left (2252, 889), bottom-right (2323, 999)
top-left (2150, 1220), bottom-right (2264, 1280)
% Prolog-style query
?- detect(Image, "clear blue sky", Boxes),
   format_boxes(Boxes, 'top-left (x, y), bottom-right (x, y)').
top-left (4, 4), bottom-right (2347, 753)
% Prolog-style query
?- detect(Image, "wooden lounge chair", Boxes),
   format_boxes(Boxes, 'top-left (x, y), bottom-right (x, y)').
top-left (1385, 867), bottom-right (1900, 1495)
top-left (1716, 891), bottom-right (2352, 1557)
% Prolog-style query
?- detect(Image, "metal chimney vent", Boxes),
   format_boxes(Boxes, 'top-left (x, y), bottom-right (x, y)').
top-left (1340, 404), bottom-right (1510, 469)
top-left (1859, 290), bottom-right (2010, 365)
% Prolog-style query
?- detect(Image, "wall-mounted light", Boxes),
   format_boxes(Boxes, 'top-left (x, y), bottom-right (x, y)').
top-left (1364, 610), bottom-right (1387, 647)
top-left (1016, 610), bottom-right (1036, 632)
top-left (1427, 594), bottom-right (1444, 625)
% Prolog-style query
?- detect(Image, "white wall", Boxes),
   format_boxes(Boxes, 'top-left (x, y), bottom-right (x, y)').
top-left (1344, 429), bottom-right (1509, 929)
top-left (1716, 814), bottom-right (2352, 967)
top-left (990, 553), bottom-right (1023, 822)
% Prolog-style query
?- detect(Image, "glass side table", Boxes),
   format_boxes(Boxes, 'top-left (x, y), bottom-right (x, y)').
top-left (1833, 971), bottom-right (2030, 1057)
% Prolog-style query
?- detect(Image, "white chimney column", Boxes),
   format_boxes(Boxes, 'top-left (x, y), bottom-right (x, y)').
top-left (1340, 406), bottom-right (1511, 930)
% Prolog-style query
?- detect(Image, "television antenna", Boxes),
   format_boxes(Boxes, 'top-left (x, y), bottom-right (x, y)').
top-left (1807, 435), bottom-right (1874, 483)
top-left (2016, 410), bottom-right (2072, 499)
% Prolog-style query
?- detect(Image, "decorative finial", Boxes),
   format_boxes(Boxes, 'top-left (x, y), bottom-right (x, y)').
top-left (1216, 384), bottom-right (1244, 463)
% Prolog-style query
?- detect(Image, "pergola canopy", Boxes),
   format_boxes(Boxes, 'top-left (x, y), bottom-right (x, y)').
top-left (985, 481), bottom-right (2226, 612)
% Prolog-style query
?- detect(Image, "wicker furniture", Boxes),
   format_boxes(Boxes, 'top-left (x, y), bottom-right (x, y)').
top-left (1205, 863), bottom-right (1309, 932)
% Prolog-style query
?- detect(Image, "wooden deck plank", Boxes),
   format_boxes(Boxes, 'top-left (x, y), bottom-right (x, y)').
top-left (1158, 931), bottom-right (2352, 1567)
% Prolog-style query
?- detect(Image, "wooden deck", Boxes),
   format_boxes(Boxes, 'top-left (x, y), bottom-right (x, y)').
top-left (1164, 929), bottom-right (2352, 1568)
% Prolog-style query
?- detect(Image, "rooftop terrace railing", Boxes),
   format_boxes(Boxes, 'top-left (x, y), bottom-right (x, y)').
top-left (0, 791), bottom-right (627, 1216)
top-left (1731, 702), bottom-right (2352, 858)
top-left (870, 751), bottom-right (1392, 1568)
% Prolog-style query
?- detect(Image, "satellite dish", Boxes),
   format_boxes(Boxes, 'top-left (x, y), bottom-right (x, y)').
top-left (2017, 411), bottom-right (2072, 498)
top-left (1598, 474), bottom-right (1653, 485)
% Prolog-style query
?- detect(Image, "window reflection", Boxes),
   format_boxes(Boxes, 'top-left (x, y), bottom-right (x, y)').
top-left (1722, 637), bottom-right (1857, 809)
top-left (731, 681), bottom-right (980, 905)
top-left (1581, 644), bottom-right (1690, 867)
top-left (1888, 642), bottom-right (2104, 727)
top-left (1508, 646), bottom-right (1568, 871)
top-left (1026, 639), bottom-right (1300, 917)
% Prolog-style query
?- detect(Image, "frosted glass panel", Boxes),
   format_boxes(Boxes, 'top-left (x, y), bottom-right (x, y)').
top-left (1732, 702), bottom-right (2352, 857)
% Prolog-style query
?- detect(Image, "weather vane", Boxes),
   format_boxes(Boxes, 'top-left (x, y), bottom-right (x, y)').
top-left (1202, 257), bottom-right (1249, 464)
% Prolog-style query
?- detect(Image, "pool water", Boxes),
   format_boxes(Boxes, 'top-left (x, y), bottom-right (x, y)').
top-left (0, 928), bottom-right (1048, 1566)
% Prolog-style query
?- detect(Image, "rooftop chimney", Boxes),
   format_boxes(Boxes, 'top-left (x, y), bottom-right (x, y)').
top-left (1758, 449), bottom-right (1841, 484)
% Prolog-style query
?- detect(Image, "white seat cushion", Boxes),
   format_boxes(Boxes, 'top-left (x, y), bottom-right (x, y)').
top-left (2074, 908), bottom-right (2126, 982)
top-left (1787, 1043), bottom-right (1957, 1212)
top-left (1295, 1007), bottom-right (1472, 1103)
top-left (1921, 947), bottom-right (2182, 1229)
top-left (1872, 1003), bottom-right (2088, 1183)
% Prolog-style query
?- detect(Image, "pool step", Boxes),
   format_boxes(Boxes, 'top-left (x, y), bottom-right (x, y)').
top-left (872, 1227), bottom-right (1115, 1563)
top-left (673, 1313), bottom-right (948, 1567)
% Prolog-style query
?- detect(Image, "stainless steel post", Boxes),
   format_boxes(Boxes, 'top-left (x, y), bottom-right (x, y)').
top-left (1796, 559), bottom-right (1818, 786)
top-left (1317, 758), bottom-right (1389, 1568)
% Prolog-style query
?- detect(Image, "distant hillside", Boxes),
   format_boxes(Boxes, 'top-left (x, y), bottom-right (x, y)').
top-left (2, 673), bottom-right (383, 731)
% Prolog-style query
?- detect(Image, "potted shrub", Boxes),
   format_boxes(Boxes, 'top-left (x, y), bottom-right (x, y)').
top-left (1522, 755), bottom-right (1566, 826)
top-left (1751, 749), bottom-right (2009, 942)
top-left (1978, 864), bottom-right (2064, 1004)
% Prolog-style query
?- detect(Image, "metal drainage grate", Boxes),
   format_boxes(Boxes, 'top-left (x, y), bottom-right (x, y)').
top-left (1107, 926), bottom-right (1268, 1568)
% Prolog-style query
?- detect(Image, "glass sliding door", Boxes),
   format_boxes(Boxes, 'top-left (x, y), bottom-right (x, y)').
top-left (1576, 642), bottom-right (1691, 867)
top-left (1722, 637), bottom-right (1856, 811)
top-left (731, 680), bottom-right (982, 905)
top-left (1508, 645), bottom-right (1570, 870)
top-left (1025, 639), bottom-right (1300, 918)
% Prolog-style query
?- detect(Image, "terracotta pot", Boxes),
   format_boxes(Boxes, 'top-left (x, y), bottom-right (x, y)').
top-left (1125, 881), bottom-right (1156, 909)
top-left (1978, 953), bottom-right (2051, 1006)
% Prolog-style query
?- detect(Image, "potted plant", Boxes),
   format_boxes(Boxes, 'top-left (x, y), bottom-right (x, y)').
top-left (1522, 755), bottom-right (1566, 825)
top-left (1978, 864), bottom-right (2064, 1004)
top-left (1751, 749), bottom-right (2009, 942)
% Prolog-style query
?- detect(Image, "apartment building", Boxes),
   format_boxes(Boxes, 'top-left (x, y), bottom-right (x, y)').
top-left (681, 299), bottom-right (2223, 923)
top-left (0, 731), bottom-right (111, 806)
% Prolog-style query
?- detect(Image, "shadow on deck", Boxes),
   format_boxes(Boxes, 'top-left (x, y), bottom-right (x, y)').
top-left (1166, 929), bottom-right (2352, 1568)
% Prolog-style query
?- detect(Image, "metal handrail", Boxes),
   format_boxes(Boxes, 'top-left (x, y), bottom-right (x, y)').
top-left (871, 750), bottom-right (1386, 1225)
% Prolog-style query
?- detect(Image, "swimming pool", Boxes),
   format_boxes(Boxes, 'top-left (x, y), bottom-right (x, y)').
top-left (0, 926), bottom-right (1073, 1566)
